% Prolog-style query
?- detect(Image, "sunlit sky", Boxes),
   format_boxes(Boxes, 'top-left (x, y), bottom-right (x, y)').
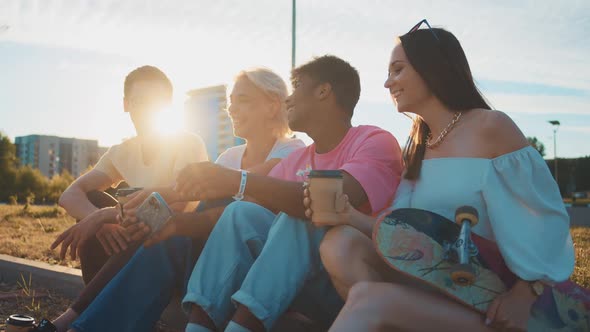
top-left (1, 0), bottom-right (589, 158)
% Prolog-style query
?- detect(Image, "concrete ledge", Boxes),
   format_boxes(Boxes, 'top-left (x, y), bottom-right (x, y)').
top-left (0, 254), bottom-right (84, 299)
top-left (0, 254), bottom-right (187, 329)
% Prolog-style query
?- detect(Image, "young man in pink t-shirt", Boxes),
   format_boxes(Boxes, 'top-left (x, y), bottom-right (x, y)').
top-left (163, 56), bottom-right (403, 332)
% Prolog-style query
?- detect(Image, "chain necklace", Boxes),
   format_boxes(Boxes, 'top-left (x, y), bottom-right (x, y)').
top-left (425, 112), bottom-right (462, 149)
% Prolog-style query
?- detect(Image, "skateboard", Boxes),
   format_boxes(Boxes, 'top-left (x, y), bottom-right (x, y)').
top-left (373, 207), bottom-right (507, 312)
top-left (373, 207), bottom-right (590, 330)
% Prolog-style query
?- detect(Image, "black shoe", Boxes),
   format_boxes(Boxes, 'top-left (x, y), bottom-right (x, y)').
top-left (34, 318), bottom-right (57, 332)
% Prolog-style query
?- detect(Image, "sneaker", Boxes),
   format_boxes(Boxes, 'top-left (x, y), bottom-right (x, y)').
top-left (34, 318), bottom-right (57, 332)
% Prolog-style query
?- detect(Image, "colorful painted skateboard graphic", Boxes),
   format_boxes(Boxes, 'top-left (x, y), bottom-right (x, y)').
top-left (373, 207), bottom-right (508, 312)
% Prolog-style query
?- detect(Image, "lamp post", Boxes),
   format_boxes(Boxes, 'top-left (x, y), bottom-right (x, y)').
top-left (291, 0), bottom-right (296, 69)
top-left (548, 120), bottom-right (560, 184)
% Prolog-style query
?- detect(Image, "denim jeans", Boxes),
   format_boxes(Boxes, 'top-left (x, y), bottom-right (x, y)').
top-left (70, 235), bottom-right (199, 332)
top-left (69, 199), bottom-right (233, 332)
top-left (182, 201), bottom-right (343, 331)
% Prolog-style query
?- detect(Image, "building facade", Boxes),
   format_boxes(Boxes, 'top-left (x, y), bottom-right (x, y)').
top-left (185, 85), bottom-right (244, 161)
top-left (15, 135), bottom-right (101, 178)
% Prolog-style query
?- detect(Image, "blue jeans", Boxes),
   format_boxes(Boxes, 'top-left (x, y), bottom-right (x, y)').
top-left (70, 235), bottom-right (198, 332)
top-left (69, 198), bottom-right (234, 332)
top-left (183, 201), bottom-right (343, 331)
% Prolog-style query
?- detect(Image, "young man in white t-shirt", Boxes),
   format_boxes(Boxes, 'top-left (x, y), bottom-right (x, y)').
top-left (50, 66), bottom-right (207, 324)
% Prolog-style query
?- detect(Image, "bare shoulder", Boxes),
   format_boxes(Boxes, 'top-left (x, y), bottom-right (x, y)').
top-left (474, 110), bottom-right (528, 157)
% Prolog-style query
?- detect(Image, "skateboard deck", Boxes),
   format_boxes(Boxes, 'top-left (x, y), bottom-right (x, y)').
top-left (373, 208), bottom-right (507, 313)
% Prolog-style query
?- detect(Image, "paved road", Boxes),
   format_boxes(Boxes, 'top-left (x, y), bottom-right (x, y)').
top-left (568, 206), bottom-right (590, 227)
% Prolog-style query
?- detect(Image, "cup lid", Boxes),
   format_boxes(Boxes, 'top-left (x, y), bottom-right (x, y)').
top-left (308, 170), bottom-right (343, 178)
top-left (6, 314), bottom-right (35, 326)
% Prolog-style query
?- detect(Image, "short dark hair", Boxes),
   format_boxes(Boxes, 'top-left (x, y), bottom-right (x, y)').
top-left (123, 65), bottom-right (173, 98)
top-left (291, 55), bottom-right (361, 116)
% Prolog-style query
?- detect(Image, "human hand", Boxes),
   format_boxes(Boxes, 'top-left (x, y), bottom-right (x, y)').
top-left (485, 280), bottom-right (538, 331)
top-left (51, 207), bottom-right (116, 260)
top-left (117, 190), bottom-right (150, 225)
top-left (143, 212), bottom-right (196, 247)
top-left (303, 188), bottom-right (353, 227)
top-left (95, 223), bottom-right (131, 255)
top-left (174, 162), bottom-right (240, 201)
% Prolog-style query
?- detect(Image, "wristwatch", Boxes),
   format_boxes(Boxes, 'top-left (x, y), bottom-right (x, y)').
top-left (530, 280), bottom-right (545, 296)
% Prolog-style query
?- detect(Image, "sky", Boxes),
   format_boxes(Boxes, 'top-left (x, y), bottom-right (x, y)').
top-left (0, 0), bottom-right (589, 158)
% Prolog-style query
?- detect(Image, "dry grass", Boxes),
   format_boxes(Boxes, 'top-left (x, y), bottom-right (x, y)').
top-left (0, 274), bottom-right (71, 330)
top-left (0, 273), bottom-right (177, 332)
top-left (571, 227), bottom-right (590, 288)
top-left (0, 204), bottom-right (79, 268)
top-left (0, 204), bottom-right (589, 286)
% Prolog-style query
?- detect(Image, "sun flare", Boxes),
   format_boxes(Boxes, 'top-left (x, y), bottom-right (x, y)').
top-left (153, 107), bottom-right (184, 136)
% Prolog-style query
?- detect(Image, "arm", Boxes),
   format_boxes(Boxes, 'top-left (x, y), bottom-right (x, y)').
top-left (485, 279), bottom-right (539, 330)
top-left (346, 206), bottom-right (377, 237)
top-left (303, 189), bottom-right (376, 237)
top-left (144, 205), bottom-right (226, 247)
top-left (58, 169), bottom-right (117, 220)
top-left (244, 170), bottom-right (368, 219)
top-left (246, 158), bottom-right (282, 175)
top-left (128, 159), bottom-right (283, 212)
top-left (175, 163), bottom-right (369, 219)
top-left (143, 158), bottom-right (288, 245)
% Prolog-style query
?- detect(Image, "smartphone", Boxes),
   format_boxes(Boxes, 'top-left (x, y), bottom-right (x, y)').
top-left (135, 192), bottom-right (172, 234)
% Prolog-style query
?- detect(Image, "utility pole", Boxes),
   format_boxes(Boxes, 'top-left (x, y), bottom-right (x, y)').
top-left (291, 0), bottom-right (296, 69)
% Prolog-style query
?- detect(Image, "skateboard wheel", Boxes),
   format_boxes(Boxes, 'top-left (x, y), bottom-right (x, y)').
top-left (455, 206), bottom-right (479, 226)
top-left (450, 264), bottom-right (476, 286)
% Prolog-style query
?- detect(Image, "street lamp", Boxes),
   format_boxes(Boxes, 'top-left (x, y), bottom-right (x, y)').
top-left (291, 0), bottom-right (296, 69)
top-left (548, 120), bottom-right (560, 184)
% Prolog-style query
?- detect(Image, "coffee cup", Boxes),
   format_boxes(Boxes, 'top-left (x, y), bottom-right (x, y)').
top-left (307, 170), bottom-right (344, 224)
top-left (5, 314), bottom-right (35, 332)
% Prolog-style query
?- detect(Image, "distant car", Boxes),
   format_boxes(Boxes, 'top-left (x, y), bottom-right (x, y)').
top-left (573, 192), bottom-right (587, 199)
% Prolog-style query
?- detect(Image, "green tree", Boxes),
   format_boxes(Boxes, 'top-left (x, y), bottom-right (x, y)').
top-left (527, 136), bottom-right (545, 157)
top-left (46, 170), bottom-right (75, 203)
top-left (0, 132), bottom-right (18, 201)
top-left (15, 166), bottom-right (48, 203)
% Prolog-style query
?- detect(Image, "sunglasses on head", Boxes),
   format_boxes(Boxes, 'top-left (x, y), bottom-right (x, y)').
top-left (407, 19), bottom-right (439, 42)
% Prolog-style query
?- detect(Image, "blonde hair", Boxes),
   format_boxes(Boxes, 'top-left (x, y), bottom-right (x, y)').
top-left (234, 68), bottom-right (291, 138)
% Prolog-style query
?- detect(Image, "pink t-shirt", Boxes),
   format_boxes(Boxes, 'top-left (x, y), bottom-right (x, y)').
top-left (268, 125), bottom-right (403, 215)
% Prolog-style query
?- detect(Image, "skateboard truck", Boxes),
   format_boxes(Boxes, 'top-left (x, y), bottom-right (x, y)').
top-left (450, 206), bottom-right (479, 286)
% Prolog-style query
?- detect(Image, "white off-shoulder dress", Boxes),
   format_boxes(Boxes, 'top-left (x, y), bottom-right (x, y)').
top-left (389, 146), bottom-right (589, 330)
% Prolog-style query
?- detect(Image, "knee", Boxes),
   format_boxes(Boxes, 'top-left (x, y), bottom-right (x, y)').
top-left (347, 282), bottom-right (406, 313)
top-left (341, 282), bottom-right (405, 331)
top-left (222, 201), bottom-right (266, 222)
top-left (78, 236), bottom-right (99, 260)
top-left (215, 201), bottom-right (270, 237)
top-left (217, 201), bottom-right (255, 228)
top-left (320, 226), bottom-right (370, 273)
top-left (346, 281), bottom-right (372, 305)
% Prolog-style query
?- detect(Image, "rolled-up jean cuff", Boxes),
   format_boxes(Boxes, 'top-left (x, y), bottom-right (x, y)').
top-left (182, 292), bottom-right (222, 329)
top-left (231, 290), bottom-right (276, 331)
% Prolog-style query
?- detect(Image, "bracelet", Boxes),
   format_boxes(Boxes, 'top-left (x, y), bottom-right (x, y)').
top-left (232, 170), bottom-right (248, 201)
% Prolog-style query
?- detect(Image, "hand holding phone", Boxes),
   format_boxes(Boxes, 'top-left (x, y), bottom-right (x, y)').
top-left (135, 192), bottom-right (172, 234)
top-left (115, 187), bottom-right (144, 222)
